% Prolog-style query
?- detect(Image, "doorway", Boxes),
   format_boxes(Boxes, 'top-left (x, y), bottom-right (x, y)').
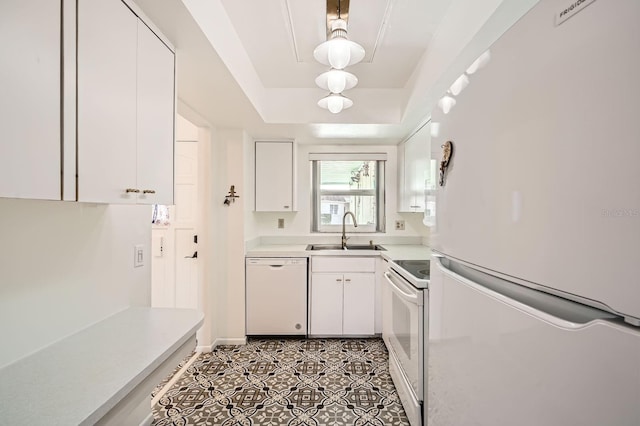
top-left (151, 117), bottom-right (199, 309)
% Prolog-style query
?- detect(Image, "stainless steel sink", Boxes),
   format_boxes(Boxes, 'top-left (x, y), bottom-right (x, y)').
top-left (305, 244), bottom-right (386, 251)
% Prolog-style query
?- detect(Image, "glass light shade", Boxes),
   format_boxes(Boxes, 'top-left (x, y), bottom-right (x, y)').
top-left (466, 50), bottom-right (491, 75)
top-left (315, 69), bottom-right (358, 93)
top-left (314, 39), bottom-right (365, 69)
top-left (313, 19), bottom-right (365, 69)
top-left (317, 93), bottom-right (353, 114)
top-left (449, 74), bottom-right (469, 96)
top-left (438, 94), bottom-right (456, 114)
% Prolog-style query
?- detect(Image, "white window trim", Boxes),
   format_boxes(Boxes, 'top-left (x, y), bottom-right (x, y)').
top-left (311, 159), bottom-right (386, 233)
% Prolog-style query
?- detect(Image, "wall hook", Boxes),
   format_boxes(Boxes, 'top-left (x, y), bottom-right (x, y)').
top-left (223, 185), bottom-right (240, 205)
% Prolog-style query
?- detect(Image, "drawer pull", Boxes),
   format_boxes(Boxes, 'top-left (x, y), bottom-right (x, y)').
top-left (345, 279), bottom-right (351, 282)
top-left (125, 188), bottom-right (140, 193)
top-left (142, 189), bottom-right (156, 194)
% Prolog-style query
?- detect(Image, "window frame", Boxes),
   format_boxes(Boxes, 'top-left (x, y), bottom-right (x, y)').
top-left (311, 159), bottom-right (386, 233)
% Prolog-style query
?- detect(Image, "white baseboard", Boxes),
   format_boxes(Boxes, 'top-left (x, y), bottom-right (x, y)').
top-left (150, 351), bottom-right (200, 406)
top-left (213, 337), bottom-right (247, 347)
top-left (196, 343), bottom-right (214, 353)
top-left (196, 337), bottom-right (247, 353)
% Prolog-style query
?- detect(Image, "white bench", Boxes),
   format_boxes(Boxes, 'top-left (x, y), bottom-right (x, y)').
top-left (0, 307), bottom-right (203, 425)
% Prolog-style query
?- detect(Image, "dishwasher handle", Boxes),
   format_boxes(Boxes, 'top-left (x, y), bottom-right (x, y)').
top-left (246, 258), bottom-right (306, 267)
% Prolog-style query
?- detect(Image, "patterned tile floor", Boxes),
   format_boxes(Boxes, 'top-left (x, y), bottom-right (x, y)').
top-left (152, 338), bottom-right (410, 425)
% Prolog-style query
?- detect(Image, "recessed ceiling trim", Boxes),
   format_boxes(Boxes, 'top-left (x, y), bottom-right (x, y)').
top-left (367, 0), bottom-right (394, 63)
top-left (282, 0), bottom-right (301, 62)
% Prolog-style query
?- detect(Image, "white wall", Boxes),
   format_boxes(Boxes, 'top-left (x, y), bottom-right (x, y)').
top-left (0, 199), bottom-right (150, 368)
top-left (200, 127), bottom-right (247, 347)
top-left (246, 142), bottom-right (429, 239)
top-left (243, 132), bottom-right (259, 243)
top-left (404, 0), bottom-right (539, 125)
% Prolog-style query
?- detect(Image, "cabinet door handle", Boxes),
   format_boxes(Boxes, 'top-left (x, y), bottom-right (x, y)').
top-left (345, 279), bottom-right (351, 282)
top-left (283, 205), bottom-right (290, 209)
top-left (336, 278), bottom-right (342, 282)
top-left (142, 189), bottom-right (156, 194)
top-left (125, 188), bottom-right (140, 193)
top-left (410, 205), bottom-right (421, 208)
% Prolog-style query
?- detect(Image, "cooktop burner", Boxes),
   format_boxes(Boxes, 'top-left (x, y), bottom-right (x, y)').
top-left (394, 259), bottom-right (430, 280)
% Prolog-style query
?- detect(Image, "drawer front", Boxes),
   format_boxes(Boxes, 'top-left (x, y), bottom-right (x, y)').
top-left (312, 257), bottom-right (375, 273)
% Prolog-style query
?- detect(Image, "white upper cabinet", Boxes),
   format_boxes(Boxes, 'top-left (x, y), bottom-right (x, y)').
top-left (0, 0), bottom-right (61, 200)
top-left (255, 141), bottom-right (295, 212)
top-left (398, 123), bottom-right (431, 212)
top-left (77, 0), bottom-right (174, 204)
top-left (136, 21), bottom-right (175, 206)
top-left (77, 0), bottom-right (138, 204)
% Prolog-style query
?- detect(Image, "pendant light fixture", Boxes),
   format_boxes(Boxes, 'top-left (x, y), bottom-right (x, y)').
top-left (315, 0), bottom-right (364, 113)
top-left (313, 18), bottom-right (365, 70)
top-left (315, 69), bottom-right (358, 93)
top-left (438, 93), bottom-right (457, 114)
top-left (318, 93), bottom-right (353, 114)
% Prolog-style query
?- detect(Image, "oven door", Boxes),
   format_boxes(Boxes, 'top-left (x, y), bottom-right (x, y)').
top-left (383, 268), bottom-right (424, 399)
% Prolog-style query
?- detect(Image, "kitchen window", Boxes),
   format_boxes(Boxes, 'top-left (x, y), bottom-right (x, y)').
top-left (311, 154), bottom-right (386, 233)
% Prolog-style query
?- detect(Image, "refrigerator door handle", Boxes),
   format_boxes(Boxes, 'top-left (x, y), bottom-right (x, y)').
top-left (434, 256), bottom-right (616, 330)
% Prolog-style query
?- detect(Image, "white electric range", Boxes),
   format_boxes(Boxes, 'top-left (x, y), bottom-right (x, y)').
top-left (383, 259), bottom-right (430, 426)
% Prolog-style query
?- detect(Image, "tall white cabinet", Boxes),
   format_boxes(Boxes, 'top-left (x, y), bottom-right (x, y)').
top-left (398, 122), bottom-right (431, 212)
top-left (0, 0), bottom-right (175, 204)
top-left (255, 141), bottom-right (295, 212)
top-left (136, 21), bottom-right (176, 206)
top-left (78, 0), bottom-right (175, 205)
top-left (0, 0), bottom-right (61, 200)
top-left (77, 0), bottom-right (137, 204)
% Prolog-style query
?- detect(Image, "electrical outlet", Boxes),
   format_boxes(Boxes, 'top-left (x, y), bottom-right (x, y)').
top-left (277, 218), bottom-right (285, 229)
top-left (134, 244), bottom-right (144, 267)
top-left (395, 220), bottom-right (405, 230)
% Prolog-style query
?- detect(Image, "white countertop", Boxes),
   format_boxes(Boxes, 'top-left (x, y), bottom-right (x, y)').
top-left (0, 307), bottom-right (203, 426)
top-left (246, 244), bottom-right (431, 261)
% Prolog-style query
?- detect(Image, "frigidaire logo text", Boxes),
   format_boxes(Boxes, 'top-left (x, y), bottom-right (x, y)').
top-left (560, 0), bottom-right (589, 18)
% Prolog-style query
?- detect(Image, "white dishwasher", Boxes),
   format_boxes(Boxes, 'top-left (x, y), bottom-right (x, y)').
top-left (245, 258), bottom-right (308, 335)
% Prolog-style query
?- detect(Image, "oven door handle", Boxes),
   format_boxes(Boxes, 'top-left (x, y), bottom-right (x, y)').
top-left (384, 271), bottom-right (423, 306)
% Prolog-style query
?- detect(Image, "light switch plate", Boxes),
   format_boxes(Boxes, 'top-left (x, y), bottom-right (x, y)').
top-left (395, 220), bottom-right (405, 230)
top-left (278, 218), bottom-right (285, 229)
top-left (134, 244), bottom-right (144, 267)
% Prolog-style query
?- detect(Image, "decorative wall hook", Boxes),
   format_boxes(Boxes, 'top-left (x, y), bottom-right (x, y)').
top-left (439, 141), bottom-right (454, 186)
top-left (223, 185), bottom-right (240, 205)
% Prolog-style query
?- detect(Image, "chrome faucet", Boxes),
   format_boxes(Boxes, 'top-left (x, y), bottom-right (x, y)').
top-left (341, 211), bottom-right (358, 249)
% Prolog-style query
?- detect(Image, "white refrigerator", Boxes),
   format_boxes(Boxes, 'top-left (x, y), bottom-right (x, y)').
top-left (428, 0), bottom-right (640, 424)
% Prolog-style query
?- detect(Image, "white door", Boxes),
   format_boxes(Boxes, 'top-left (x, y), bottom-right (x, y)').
top-left (151, 140), bottom-right (198, 309)
top-left (0, 0), bottom-right (61, 200)
top-left (77, 0), bottom-right (137, 203)
top-left (343, 273), bottom-right (375, 335)
top-left (383, 268), bottom-right (423, 397)
top-left (136, 20), bottom-right (175, 206)
top-left (255, 141), bottom-right (293, 211)
top-left (428, 255), bottom-right (640, 426)
top-left (310, 273), bottom-right (343, 335)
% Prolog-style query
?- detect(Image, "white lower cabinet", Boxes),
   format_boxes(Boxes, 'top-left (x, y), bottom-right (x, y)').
top-left (309, 257), bottom-right (375, 336)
